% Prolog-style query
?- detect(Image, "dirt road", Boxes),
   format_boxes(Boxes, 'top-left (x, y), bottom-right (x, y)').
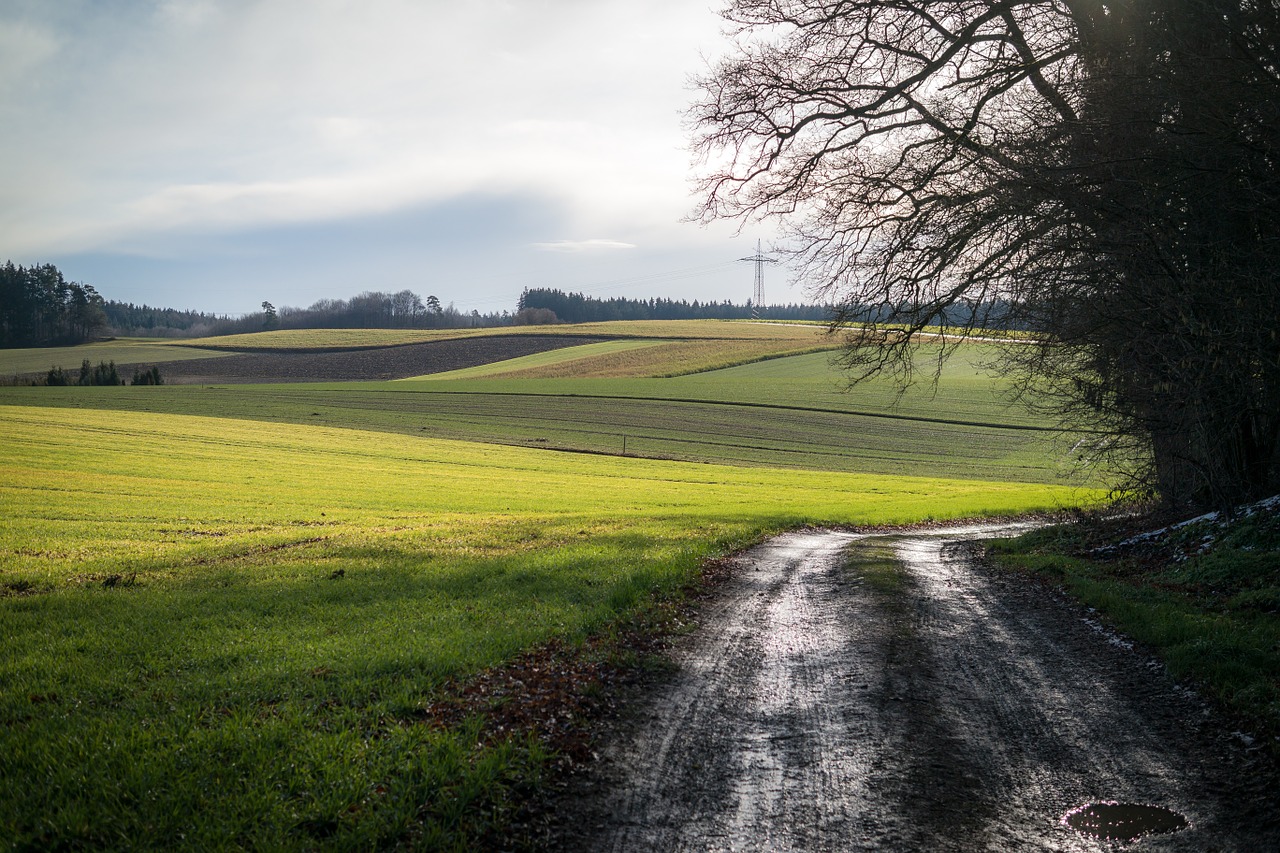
top-left (550, 526), bottom-right (1280, 851)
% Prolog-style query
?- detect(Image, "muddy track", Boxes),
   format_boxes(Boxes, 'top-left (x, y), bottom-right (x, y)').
top-left (548, 526), bottom-right (1280, 851)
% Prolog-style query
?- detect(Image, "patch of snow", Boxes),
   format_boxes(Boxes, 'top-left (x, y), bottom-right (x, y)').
top-left (1081, 617), bottom-right (1135, 651)
top-left (1093, 494), bottom-right (1278, 558)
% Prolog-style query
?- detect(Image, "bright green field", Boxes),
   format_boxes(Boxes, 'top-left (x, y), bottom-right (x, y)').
top-left (0, 405), bottom-right (1092, 849)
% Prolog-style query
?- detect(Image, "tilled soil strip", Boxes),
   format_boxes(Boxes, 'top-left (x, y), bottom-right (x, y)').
top-left (152, 335), bottom-right (611, 383)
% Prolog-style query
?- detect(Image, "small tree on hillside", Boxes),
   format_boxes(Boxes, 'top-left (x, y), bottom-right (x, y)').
top-left (130, 366), bottom-right (163, 386)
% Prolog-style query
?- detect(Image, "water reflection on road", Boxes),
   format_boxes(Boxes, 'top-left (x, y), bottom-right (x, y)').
top-left (558, 524), bottom-right (1278, 852)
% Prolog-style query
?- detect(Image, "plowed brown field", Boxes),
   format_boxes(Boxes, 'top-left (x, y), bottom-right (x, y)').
top-left (156, 334), bottom-right (608, 383)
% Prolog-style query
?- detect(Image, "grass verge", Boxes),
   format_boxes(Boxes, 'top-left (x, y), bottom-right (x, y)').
top-left (986, 507), bottom-right (1280, 756)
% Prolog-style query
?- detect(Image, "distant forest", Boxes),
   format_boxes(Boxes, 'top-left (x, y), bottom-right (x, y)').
top-left (2, 260), bottom-right (837, 348)
top-left (105, 291), bottom-right (508, 337)
top-left (516, 288), bottom-right (832, 324)
top-left (0, 262), bottom-right (110, 347)
top-left (103, 301), bottom-right (238, 338)
top-left (272, 291), bottom-right (501, 331)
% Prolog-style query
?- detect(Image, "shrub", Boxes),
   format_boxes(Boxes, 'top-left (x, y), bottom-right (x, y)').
top-left (130, 366), bottom-right (163, 386)
top-left (512, 307), bottom-right (560, 326)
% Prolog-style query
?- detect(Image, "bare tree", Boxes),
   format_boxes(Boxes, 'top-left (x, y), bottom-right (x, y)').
top-left (390, 289), bottom-right (424, 326)
top-left (691, 0), bottom-right (1280, 510)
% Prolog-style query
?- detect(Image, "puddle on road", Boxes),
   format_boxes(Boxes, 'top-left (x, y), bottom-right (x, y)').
top-left (1062, 802), bottom-right (1189, 843)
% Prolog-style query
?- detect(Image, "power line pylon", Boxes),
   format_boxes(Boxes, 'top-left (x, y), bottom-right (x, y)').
top-left (738, 239), bottom-right (777, 319)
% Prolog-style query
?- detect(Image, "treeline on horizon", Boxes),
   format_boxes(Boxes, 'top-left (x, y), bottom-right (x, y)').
top-left (2, 260), bottom-right (837, 348)
top-left (513, 287), bottom-right (1029, 330)
top-left (103, 291), bottom-right (508, 338)
top-left (8, 261), bottom-right (1021, 347)
top-left (269, 291), bottom-right (501, 331)
top-left (114, 288), bottom-right (833, 335)
top-left (0, 262), bottom-right (110, 348)
top-left (516, 288), bottom-right (832, 324)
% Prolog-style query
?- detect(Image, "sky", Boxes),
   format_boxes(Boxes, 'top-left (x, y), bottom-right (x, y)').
top-left (0, 0), bottom-right (792, 316)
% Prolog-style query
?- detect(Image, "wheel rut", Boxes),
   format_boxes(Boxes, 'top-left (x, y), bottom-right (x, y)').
top-left (549, 525), bottom-right (1280, 851)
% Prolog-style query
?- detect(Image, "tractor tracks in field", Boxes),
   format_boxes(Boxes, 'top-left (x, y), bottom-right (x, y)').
top-left (545, 525), bottom-right (1280, 851)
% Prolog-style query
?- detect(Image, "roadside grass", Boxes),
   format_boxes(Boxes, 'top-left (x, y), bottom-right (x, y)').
top-left (986, 514), bottom-right (1280, 754)
top-left (0, 338), bottom-right (231, 378)
top-left (0, 405), bottom-right (1092, 849)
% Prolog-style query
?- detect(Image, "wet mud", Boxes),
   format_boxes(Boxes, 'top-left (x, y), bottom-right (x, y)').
top-left (548, 525), bottom-right (1280, 851)
top-left (1062, 802), bottom-right (1188, 843)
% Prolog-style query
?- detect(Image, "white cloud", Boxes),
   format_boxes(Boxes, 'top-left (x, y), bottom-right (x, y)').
top-left (0, 0), bottom-right (731, 256)
top-left (530, 239), bottom-right (638, 253)
top-left (0, 0), bottom-right (787, 311)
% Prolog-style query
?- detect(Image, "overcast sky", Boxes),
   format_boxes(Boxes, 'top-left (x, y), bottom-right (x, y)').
top-left (0, 0), bottom-right (790, 316)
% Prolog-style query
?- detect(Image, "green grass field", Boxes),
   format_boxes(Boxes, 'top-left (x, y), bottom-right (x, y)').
top-left (0, 404), bottom-right (1091, 849)
top-left (0, 338), bottom-right (231, 377)
top-left (5, 320), bottom-right (1265, 848)
top-left (0, 345), bottom-right (1089, 486)
top-left (0, 325), bottom-right (1108, 847)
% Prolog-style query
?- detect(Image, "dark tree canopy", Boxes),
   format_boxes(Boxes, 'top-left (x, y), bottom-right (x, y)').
top-left (517, 288), bottom-right (832, 323)
top-left (691, 0), bottom-right (1280, 510)
top-left (0, 262), bottom-right (108, 348)
top-left (272, 291), bottom-right (493, 330)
